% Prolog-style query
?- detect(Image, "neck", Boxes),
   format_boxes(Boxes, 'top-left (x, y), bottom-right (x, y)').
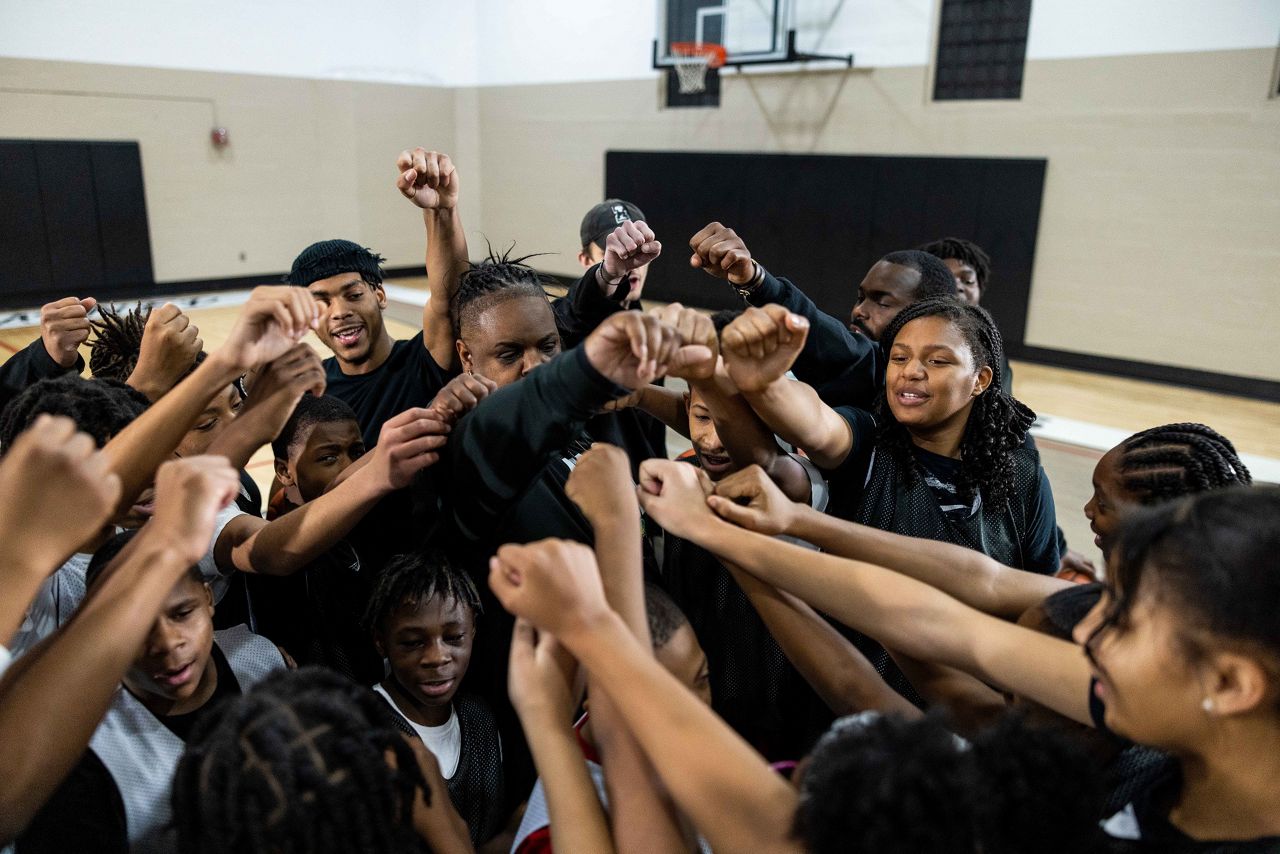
top-left (383, 677), bottom-right (452, 727)
top-left (339, 328), bottom-right (395, 376)
top-left (1169, 719), bottom-right (1280, 840)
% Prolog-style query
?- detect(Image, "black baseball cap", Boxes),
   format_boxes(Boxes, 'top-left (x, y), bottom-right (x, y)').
top-left (580, 199), bottom-right (647, 249)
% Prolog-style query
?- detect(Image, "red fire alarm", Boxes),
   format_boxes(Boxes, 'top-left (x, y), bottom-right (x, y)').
top-left (211, 126), bottom-right (230, 148)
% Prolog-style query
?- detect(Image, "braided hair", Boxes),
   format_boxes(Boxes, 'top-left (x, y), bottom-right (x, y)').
top-left (1117, 423), bottom-right (1251, 504)
top-left (173, 667), bottom-right (430, 854)
top-left (450, 245), bottom-right (552, 339)
top-left (362, 550), bottom-right (483, 635)
top-left (873, 297), bottom-right (1034, 507)
top-left (0, 375), bottom-right (149, 454)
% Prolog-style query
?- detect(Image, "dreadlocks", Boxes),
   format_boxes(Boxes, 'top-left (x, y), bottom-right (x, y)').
top-left (362, 550), bottom-right (483, 635)
top-left (1118, 423), bottom-right (1251, 504)
top-left (450, 245), bottom-right (551, 339)
top-left (173, 667), bottom-right (429, 854)
top-left (873, 297), bottom-right (1034, 507)
top-left (87, 302), bottom-right (151, 382)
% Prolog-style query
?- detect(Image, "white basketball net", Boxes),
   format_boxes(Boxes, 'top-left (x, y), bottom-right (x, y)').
top-left (672, 54), bottom-right (712, 94)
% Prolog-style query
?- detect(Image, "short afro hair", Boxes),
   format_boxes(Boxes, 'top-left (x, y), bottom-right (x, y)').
top-left (271, 393), bottom-right (361, 461)
top-left (918, 237), bottom-right (991, 292)
top-left (879, 249), bottom-right (959, 301)
top-left (0, 375), bottom-right (149, 455)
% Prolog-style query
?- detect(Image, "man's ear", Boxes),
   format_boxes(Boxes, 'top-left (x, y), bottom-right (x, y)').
top-left (972, 365), bottom-right (994, 397)
top-left (457, 339), bottom-right (474, 374)
top-left (373, 632), bottom-right (386, 659)
top-left (373, 282), bottom-right (388, 310)
top-left (274, 458), bottom-right (295, 487)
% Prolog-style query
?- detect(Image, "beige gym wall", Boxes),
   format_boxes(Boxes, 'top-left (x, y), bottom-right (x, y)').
top-left (470, 46), bottom-right (1280, 382)
top-left (2, 49), bottom-right (1277, 381)
top-left (0, 58), bottom-right (457, 284)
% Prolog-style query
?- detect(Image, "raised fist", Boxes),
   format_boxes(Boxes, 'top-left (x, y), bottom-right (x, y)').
top-left (218, 286), bottom-right (318, 372)
top-left (488, 539), bottom-right (609, 638)
top-left (127, 303), bottom-right (202, 400)
top-left (369, 407), bottom-right (451, 490)
top-left (720, 305), bottom-right (809, 394)
top-left (396, 148), bottom-right (459, 211)
top-left (583, 312), bottom-right (712, 390)
top-left (428, 372), bottom-right (497, 423)
top-left (564, 443), bottom-right (638, 528)
top-left (689, 222), bottom-right (756, 286)
top-left (601, 220), bottom-right (661, 286)
top-left (646, 303), bottom-right (718, 380)
top-left (708, 464), bottom-right (801, 536)
top-left (150, 455), bottom-right (241, 566)
top-left (635, 458), bottom-right (715, 541)
top-left (0, 414), bottom-right (121, 568)
top-left (41, 296), bottom-right (96, 368)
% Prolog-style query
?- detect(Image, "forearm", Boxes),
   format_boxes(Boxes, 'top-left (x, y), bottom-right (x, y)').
top-left (724, 562), bottom-right (920, 719)
top-left (690, 377), bottom-right (809, 502)
top-left (590, 517), bottom-right (688, 854)
top-left (568, 613), bottom-right (799, 854)
top-left (231, 463), bottom-right (386, 575)
top-left (103, 353), bottom-right (240, 512)
top-left (205, 410), bottom-right (276, 471)
top-left (884, 651), bottom-right (1005, 736)
top-left (788, 504), bottom-right (1069, 620)
top-left (0, 535), bottom-right (188, 842)
top-left (521, 713), bottom-right (616, 854)
top-left (423, 207), bottom-right (467, 371)
top-left (742, 378), bottom-right (854, 470)
top-left (697, 521), bottom-right (1094, 724)
top-left (632, 386), bottom-right (690, 438)
top-left (0, 556), bottom-right (59, 647)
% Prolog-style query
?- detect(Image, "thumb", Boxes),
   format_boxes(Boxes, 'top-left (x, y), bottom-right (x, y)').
top-left (79, 297), bottom-right (98, 312)
top-left (707, 494), bottom-right (759, 529)
top-left (784, 313), bottom-right (809, 336)
top-left (671, 344), bottom-right (713, 370)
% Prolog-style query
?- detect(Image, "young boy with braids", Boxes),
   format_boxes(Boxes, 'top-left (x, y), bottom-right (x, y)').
top-left (363, 551), bottom-right (505, 847)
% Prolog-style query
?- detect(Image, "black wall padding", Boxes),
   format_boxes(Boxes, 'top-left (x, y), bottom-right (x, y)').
top-left (0, 140), bottom-right (154, 309)
top-left (605, 150), bottom-right (1045, 350)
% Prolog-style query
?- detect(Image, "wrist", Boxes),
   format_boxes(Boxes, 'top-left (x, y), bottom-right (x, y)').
top-left (44, 340), bottom-right (77, 369)
top-left (734, 261), bottom-right (765, 297)
top-left (595, 263), bottom-right (624, 291)
top-left (203, 349), bottom-right (249, 384)
top-left (788, 503), bottom-right (822, 539)
top-left (559, 605), bottom-right (623, 656)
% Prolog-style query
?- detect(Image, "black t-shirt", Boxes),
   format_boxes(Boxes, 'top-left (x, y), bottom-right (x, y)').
top-left (323, 331), bottom-right (456, 447)
top-left (17, 646), bottom-right (242, 854)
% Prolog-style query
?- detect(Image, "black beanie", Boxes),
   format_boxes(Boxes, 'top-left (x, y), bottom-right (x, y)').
top-left (285, 239), bottom-right (385, 287)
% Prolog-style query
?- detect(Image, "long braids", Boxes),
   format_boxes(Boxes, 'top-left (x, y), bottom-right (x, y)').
top-left (873, 297), bottom-right (1035, 508)
top-left (1118, 423), bottom-right (1251, 504)
top-left (173, 668), bottom-right (429, 854)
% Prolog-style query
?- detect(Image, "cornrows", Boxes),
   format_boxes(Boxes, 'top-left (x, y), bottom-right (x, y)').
top-left (1119, 423), bottom-right (1251, 504)
top-left (449, 244), bottom-right (551, 339)
top-left (173, 668), bottom-right (429, 854)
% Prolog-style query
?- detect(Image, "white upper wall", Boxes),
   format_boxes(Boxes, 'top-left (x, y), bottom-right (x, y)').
top-left (1, 0), bottom-right (1276, 86)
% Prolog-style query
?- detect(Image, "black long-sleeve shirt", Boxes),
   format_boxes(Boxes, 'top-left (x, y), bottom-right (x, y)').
top-left (0, 337), bottom-right (84, 416)
top-left (745, 268), bottom-right (883, 410)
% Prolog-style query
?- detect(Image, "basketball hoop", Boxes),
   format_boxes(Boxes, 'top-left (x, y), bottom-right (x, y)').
top-left (670, 42), bottom-right (727, 95)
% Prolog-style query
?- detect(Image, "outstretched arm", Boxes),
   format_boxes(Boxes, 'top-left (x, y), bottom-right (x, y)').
top-left (0, 457), bottom-right (238, 844)
top-left (639, 461), bottom-right (1094, 726)
top-left (723, 561), bottom-right (921, 719)
top-left (566, 446), bottom-right (690, 854)
top-left (718, 306), bottom-right (860, 470)
top-left (689, 223), bottom-right (880, 402)
top-left (396, 147), bottom-right (468, 371)
top-left (490, 541), bottom-right (801, 854)
top-left (710, 465), bottom-right (1071, 621)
